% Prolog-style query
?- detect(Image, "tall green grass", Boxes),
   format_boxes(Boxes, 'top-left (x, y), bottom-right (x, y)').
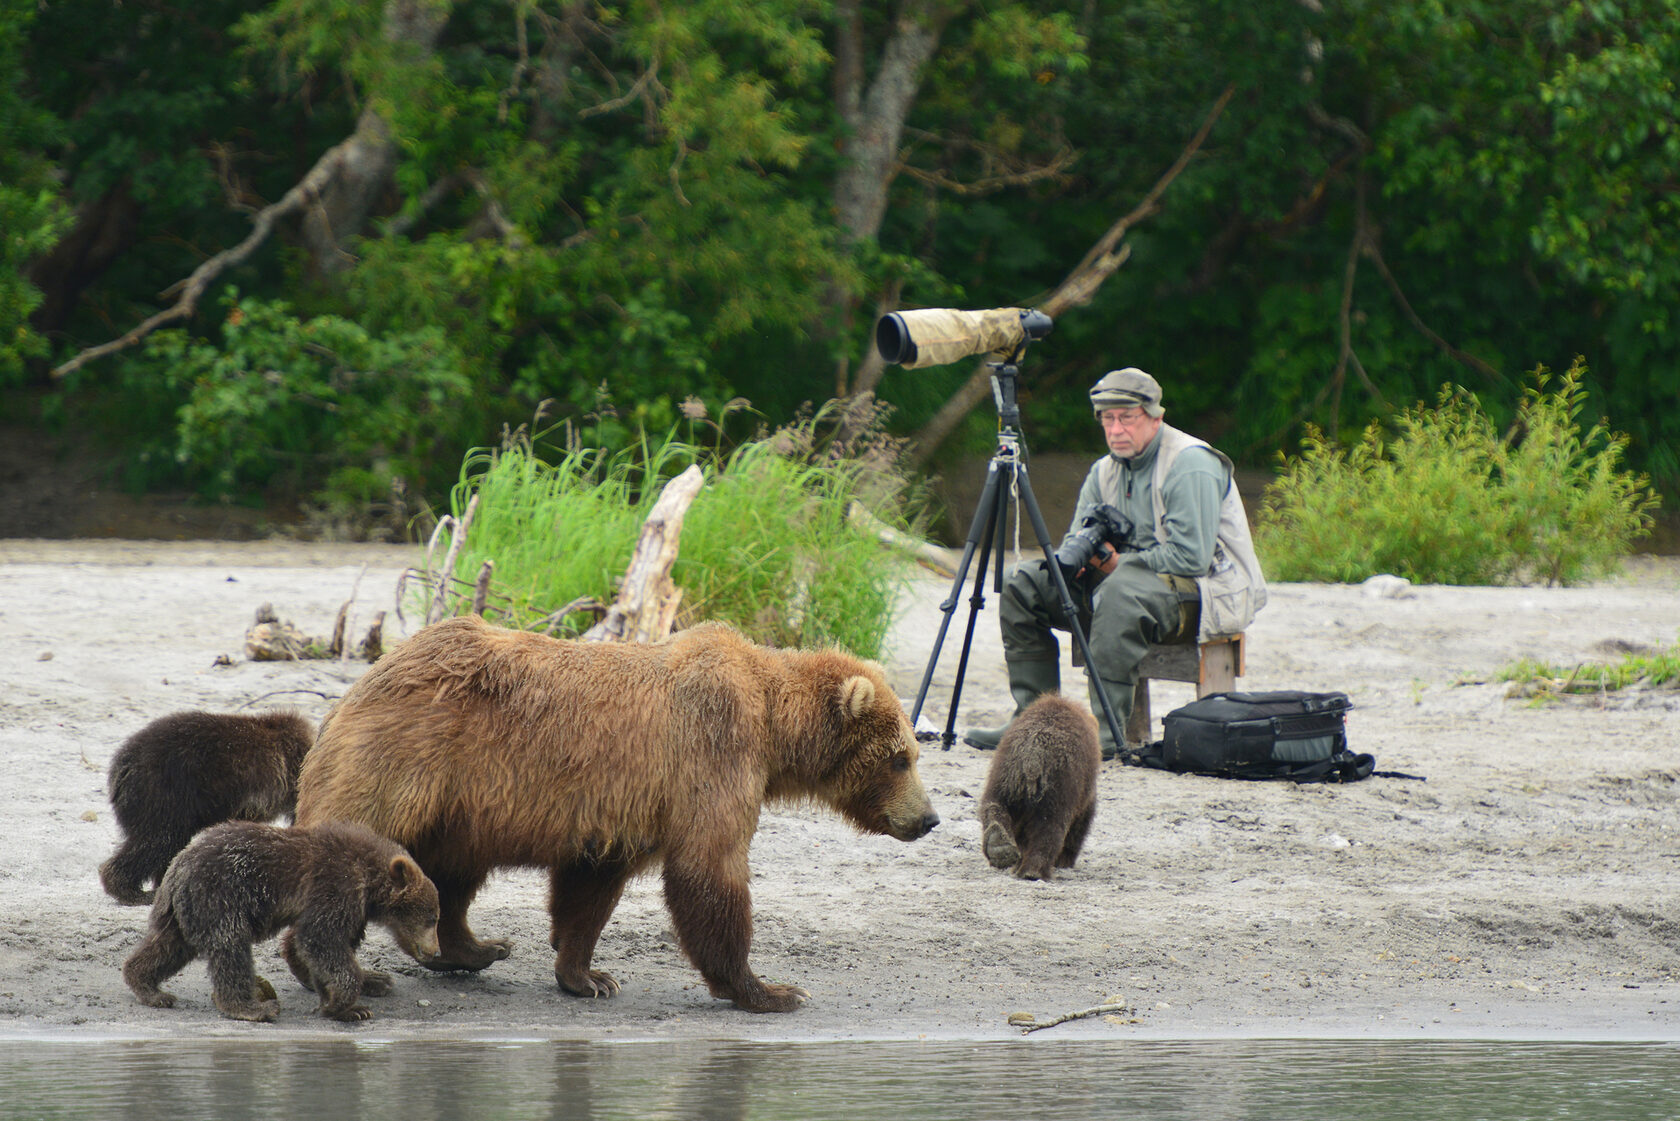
top-left (1256, 360), bottom-right (1659, 585)
top-left (422, 405), bottom-right (925, 658)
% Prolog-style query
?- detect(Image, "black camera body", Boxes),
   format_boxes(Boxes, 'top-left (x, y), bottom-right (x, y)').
top-left (1053, 503), bottom-right (1135, 581)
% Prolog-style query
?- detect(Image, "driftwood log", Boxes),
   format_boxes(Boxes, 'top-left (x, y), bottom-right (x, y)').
top-left (583, 464), bottom-right (706, 643)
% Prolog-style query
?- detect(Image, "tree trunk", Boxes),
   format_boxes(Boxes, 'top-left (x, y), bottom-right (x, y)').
top-left (828, 0), bottom-right (952, 397)
top-left (301, 0), bottom-right (449, 276)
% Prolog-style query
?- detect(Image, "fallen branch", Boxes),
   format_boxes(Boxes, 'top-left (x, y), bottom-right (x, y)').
top-left (846, 500), bottom-right (957, 576)
top-left (1010, 1000), bottom-right (1132, 1034)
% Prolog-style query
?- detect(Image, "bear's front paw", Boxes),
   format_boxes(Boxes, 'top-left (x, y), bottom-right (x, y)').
top-left (324, 1004), bottom-right (375, 1022)
top-left (424, 938), bottom-right (513, 972)
top-left (557, 967), bottom-right (620, 999)
top-left (737, 981), bottom-right (809, 1014)
top-left (217, 998), bottom-right (280, 1023)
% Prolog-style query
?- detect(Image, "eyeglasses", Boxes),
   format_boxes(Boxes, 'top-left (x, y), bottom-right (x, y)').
top-left (1099, 407), bottom-right (1148, 425)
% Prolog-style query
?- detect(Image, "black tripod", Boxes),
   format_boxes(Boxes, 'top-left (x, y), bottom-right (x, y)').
top-left (908, 350), bottom-right (1127, 753)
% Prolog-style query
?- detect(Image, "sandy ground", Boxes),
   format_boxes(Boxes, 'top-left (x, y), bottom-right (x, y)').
top-left (2, 537), bottom-right (1679, 1043)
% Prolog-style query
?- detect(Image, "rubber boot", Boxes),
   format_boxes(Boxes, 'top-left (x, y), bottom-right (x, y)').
top-left (1086, 675), bottom-right (1135, 762)
top-left (962, 660), bottom-right (1060, 750)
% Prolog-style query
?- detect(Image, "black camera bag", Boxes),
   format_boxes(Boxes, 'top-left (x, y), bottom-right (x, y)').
top-left (1134, 690), bottom-right (1373, 783)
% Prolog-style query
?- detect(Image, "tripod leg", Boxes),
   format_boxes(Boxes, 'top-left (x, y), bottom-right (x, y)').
top-left (1011, 465), bottom-right (1130, 755)
top-left (939, 462), bottom-right (1013, 748)
top-left (910, 459), bottom-right (1007, 736)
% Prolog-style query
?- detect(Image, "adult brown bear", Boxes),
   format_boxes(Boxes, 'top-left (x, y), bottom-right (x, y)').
top-left (294, 616), bottom-right (939, 1013)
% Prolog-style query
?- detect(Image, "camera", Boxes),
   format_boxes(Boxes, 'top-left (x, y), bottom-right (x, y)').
top-left (1053, 503), bottom-right (1135, 581)
top-left (875, 307), bottom-right (1052, 368)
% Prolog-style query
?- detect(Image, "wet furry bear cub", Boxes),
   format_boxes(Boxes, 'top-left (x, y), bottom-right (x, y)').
top-left (979, 694), bottom-right (1101, 881)
top-left (294, 615), bottom-right (939, 1014)
top-left (122, 820), bottom-right (440, 1023)
top-left (99, 709), bottom-right (316, 904)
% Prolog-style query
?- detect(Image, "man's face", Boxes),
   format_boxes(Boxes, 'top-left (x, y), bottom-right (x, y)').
top-left (1099, 406), bottom-right (1162, 459)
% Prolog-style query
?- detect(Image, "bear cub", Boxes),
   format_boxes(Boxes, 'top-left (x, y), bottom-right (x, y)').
top-left (99, 709), bottom-right (316, 904)
top-left (122, 820), bottom-right (440, 1023)
top-left (979, 693), bottom-right (1100, 881)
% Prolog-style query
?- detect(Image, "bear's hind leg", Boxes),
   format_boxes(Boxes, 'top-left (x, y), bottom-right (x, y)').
top-left (425, 872), bottom-right (512, 972)
top-left (1012, 808), bottom-right (1072, 881)
top-left (1056, 803), bottom-right (1096, 869)
top-left (99, 831), bottom-right (181, 905)
top-left (122, 922), bottom-right (194, 1008)
top-left (548, 857), bottom-right (634, 998)
top-left (979, 802), bottom-right (1022, 871)
top-left (664, 853), bottom-right (807, 1013)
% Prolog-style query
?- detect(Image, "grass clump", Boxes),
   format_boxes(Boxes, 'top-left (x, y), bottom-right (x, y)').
top-left (1256, 360), bottom-right (1659, 585)
top-left (1498, 638), bottom-right (1680, 702)
top-left (424, 399), bottom-right (926, 659)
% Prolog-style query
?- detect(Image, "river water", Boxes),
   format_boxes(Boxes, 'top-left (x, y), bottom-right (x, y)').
top-left (4, 1037), bottom-right (1680, 1120)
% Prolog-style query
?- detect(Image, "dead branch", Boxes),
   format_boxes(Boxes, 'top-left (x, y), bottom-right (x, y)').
top-left (908, 86), bottom-right (1233, 467)
top-left (471, 559), bottom-right (495, 616)
top-left (846, 500), bottom-right (956, 576)
top-left (534, 596), bottom-right (609, 635)
top-left (895, 147), bottom-right (1078, 196)
top-left (426, 493), bottom-right (480, 625)
top-left (583, 464), bottom-right (706, 643)
top-left (1012, 1000), bottom-right (1132, 1034)
top-left (52, 127), bottom-right (374, 379)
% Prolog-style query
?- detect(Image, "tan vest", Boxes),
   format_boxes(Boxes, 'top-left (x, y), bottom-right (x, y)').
top-left (1097, 425), bottom-right (1268, 641)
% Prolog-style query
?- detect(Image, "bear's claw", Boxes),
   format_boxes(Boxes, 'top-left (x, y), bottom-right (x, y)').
top-left (557, 968), bottom-right (620, 998)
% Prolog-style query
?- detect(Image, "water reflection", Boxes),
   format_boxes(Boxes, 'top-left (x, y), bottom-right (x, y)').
top-left (3, 1038), bottom-right (1679, 1120)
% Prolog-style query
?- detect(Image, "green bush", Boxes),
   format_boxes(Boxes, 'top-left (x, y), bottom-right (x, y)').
top-left (141, 293), bottom-right (488, 533)
top-left (428, 401), bottom-right (927, 657)
top-left (1256, 360), bottom-right (1658, 585)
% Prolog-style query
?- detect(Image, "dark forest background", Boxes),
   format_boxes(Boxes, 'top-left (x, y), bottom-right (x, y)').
top-left (3, 1), bottom-right (1675, 539)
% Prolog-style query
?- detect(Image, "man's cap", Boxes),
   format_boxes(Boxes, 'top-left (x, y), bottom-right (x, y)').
top-left (1089, 368), bottom-right (1164, 418)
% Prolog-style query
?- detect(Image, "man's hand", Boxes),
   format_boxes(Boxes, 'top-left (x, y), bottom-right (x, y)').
top-left (1082, 544), bottom-right (1120, 581)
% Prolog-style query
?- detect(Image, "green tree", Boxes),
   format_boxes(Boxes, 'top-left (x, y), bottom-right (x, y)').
top-left (0, 0), bottom-right (68, 382)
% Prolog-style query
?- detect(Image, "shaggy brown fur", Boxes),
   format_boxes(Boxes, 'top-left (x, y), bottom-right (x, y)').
top-left (979, 694), bottom-right (1100, 881)
top-left (99, 709), bottom-right (316, 905)
top-left (294, 616), bottom-right (938, 1014)
top-left (122, 821), bottom-right (440, 1023)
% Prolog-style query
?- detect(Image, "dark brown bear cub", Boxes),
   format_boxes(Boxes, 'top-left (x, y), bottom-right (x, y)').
top-left (122, 821), bottom-right (440, 1023)
top-left (979, 694), bottom-right (1100, 881)
top-left (99, 709), bottom-right (316, 904)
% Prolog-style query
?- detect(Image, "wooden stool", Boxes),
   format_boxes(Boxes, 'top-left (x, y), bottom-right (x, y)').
top-left (1125, 633), bottom-right (1246, 744)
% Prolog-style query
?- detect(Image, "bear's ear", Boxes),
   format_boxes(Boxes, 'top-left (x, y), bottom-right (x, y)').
top-left (389, 854), bottom-right (422, 890)
top-left (839, 675), bottom-right (876, 721)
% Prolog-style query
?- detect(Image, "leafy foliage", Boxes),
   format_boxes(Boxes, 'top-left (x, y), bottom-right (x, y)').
top-left (5, 0), bottom-right (1679, 536)
top-left (0, 0), bottom-right (69, 383)
top-left (145, 293), bottom-right (483, 525)
top-left (1256, 361), bottom-right (1659, 585)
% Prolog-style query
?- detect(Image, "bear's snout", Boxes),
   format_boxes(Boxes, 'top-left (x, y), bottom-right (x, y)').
top-left (914, 809), bottom-right (940, 838)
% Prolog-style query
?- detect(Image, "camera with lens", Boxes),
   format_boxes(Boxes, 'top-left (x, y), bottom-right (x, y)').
top-left (875, 307), bottom-right (1052, 368)
top-left (1053, 503), bottom-right (1135, 582)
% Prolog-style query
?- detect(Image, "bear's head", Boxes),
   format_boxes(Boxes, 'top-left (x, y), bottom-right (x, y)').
top-left (800, 658), bottom-right (938, 842)
top-left (374, 853), bottom-right (442, 962)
